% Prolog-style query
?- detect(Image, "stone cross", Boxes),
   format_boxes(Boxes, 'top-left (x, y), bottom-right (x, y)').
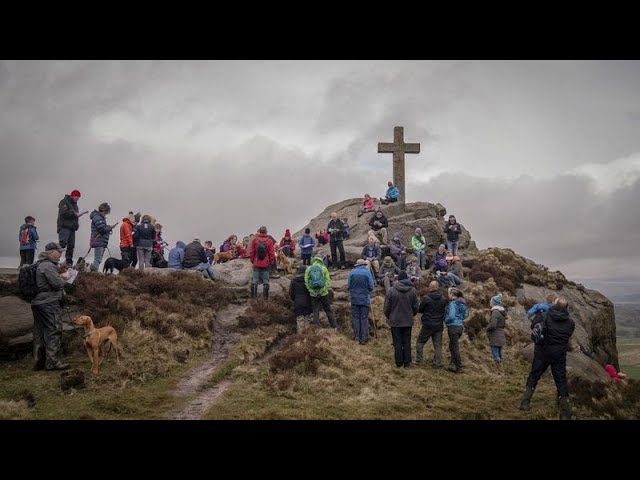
top-left (377, 126), bottom-right (420, 205)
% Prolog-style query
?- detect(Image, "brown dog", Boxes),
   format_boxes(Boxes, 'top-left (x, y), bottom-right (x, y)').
top-left (276, 247), bottom-right (293, 274)
top-left (213, 245), bottom-right (237, 264)
top-left (73, 315), bottom-right (120, 374)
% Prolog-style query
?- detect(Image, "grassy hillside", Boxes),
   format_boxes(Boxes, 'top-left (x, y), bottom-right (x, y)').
top-left (615, 304), bottom-right (640, 337)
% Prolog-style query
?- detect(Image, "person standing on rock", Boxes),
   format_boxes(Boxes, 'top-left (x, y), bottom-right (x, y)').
top-left (289, 266), bottom-right (313, 333)
top-left (57, 189), bottom-right (86, 267)
top-left (384, 270), bottom-right (418, 368)
top-left (89, 202), bottom-right (115, 272)
top-left (380, 181), bottom-right (399, 205)
top-left (416, 281), bottom-right (448, 368)
top-left (445, 288), bottom-right (468, 373)
top-left (279, 229), bottom-right (296, 258)
top-left (305, 255), bottom-right (338, 330)
top-left (519, 296), bottom-right (575, 420)
top-left (487, 294), bottom-right (507, 371)
top-left (298, 228), bottom-right (315, 266)
top-left (368, 208), bottom-right (389, 245)
top-left (444, 215), bottom-right (463, 256)
top-left (18, 215), bottom-right (39, 267)
top-left (250, 226), bottom-right (276, 299)
top-left (133, 215), bottom-right (155, 270)
top-left (411, 228), bottom-right (427, 270)
top-left (327, 212), bottom-right (346, 270)
top-left (348, 259), bottom-right (375, 344)
top-left (31, 242), bottom-right (72, 371)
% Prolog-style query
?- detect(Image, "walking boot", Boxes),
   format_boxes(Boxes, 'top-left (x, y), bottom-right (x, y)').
top-left (250, 284), bottom-right (258, 298)
top-left (558, 396), bottom-right (573, 420)
top-left (32, 344), bottom-right (45, 371)
top-left (519, 386), bottom-right (534, 411)
top-left (45, 359), bottom-right (70, 371)
top-left (263, 284), bottom-right (270, 301)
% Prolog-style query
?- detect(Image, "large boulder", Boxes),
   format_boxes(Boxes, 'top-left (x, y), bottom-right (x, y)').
top-left (0, 296), bottom-right (34, 353)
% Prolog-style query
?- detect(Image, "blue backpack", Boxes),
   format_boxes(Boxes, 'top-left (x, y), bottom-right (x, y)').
top-left (308, 264), bottom-right (325, 289)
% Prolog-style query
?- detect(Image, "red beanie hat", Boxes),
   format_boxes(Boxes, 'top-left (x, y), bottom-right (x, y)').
top-left (285, 229), bottom-right (291, 237)
top-left (70, 190), bottom-right (81, 198)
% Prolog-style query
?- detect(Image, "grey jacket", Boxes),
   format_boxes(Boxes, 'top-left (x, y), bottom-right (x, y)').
top-left (32, 252), bottom-right (66, 306)
top-left (487, 306), bottom-right (507, 347)
top-left (449, 261), bottom-right (464, 279)
top-left (384, 279), bottom-right (418, 328)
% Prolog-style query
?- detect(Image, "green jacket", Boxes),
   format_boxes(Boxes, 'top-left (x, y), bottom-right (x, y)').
top-left (411, 235), bottom-right (426, 251)
top-left (304, 257), bottom-right (331, 297)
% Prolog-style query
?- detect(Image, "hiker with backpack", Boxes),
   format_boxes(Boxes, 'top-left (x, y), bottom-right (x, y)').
top-left (57, 189), bottom-right (86, 267)
top-left (444, 215), bottom-right (463, 256)
top-left (327, 212), bottom-right (346, 269)
top-left (519, 296), bottom-right (576, 420)
top-left (384, 270), bottom-right (419, 368)
top-left (132, 215), bottom-right (156, 270)
top-left (89, 203), bottom-right (116, 272)
top-left (305, 255), bottom-right (338, 330)
top-left (18, 216), bottom-right (39, 267)
top-left (279, 229), bottom-right (296, 258)
top-left (348, 259), bottom-right (375, 344)
top-left (416, 280), bottom-right (449, 368)
top-left (250, 226), bottom-right (276, 299)
top-left (487, 294), bottom-right (507, 371)
top-left (298, 228), bottom-right (316, 266)
top-left (25, 242), bottom-right (72, 371)
top-left (445, 288), bottom-right (468, 373)
top-left (289, 266), bottom-right (313, 333)
top-left (411, 228), bottom-right (427, 270)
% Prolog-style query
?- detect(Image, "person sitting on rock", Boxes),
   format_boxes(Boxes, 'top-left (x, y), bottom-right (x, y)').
top-left (380, 181), bottom-right (399, 205)
top-left (411, 228), bottom-right (427, 270)
top-left (168, 241), bottom-right (186, 269)
top-left (368, 208), bottom-right (389, 245)
top-left (444, 215), bottom-right (463, 256)
top-left (487, 294), bottom-right (507, 371)
top-left (435, 264), bottom-right (463, 288)
top-left (289, 266), bottom-right (313, 333)
top-left (405, 256), bottom-right (421, 284)
top-left (361, 236), bottom-right (382, 275)
top-left (389, 231), bottom-right (408, 270)
top-left (604, 364), bottom-right (627, 381)
top-left (279, 229), bottom-right (296, 258)
top-left (204, 240), bottom-right (216, 264)
top-left (378, 256), bottom-right (401, 291)
top-left (183, 236), bottom-right (220, 281)
top-left (219, 235), bottom-right (238, 262)
top-left (449, 255), bottom-right (464, 278)
top-left (433, 244), bottom-right (448, 274)
top-left (298, 227), bottom-right (316, 266)
top-left (237, 236), bottom-right (250, 259)
top-left (315, 229), bottom-right (329, 246)
top-left (342, 218), bottom-right (351, 240)
top-left (358, 193), bottom-right (376, 217)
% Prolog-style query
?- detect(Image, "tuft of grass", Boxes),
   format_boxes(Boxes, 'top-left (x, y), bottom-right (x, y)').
top-left (269, 331), bottom-right (334, 376)
top-left (237, 299), bottom-right (294, 329)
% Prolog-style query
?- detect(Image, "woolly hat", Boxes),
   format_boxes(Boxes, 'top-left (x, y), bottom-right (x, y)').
top-left (305, 227), bottom-right (310, 234)
top-left (415, 227), bottom-right (422, 234)
top-left (193, 236), bottom-right (201, 243)
top-left (491, 294), bottom-right (503, 306)
top-left (70, 190), bottom-right (81, 198)
top-left (285, 229), bottom-right (291, 237)
top-left (393, 231), bottom-right (401, 238)
top-left (45, 242), bottom-right (64, 252)
top-left (398, 271), bottom-right (408, 281)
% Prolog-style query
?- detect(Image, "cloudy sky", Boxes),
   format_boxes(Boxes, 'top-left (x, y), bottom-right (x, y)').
top-left (1, 60), bottom-right (639, 297)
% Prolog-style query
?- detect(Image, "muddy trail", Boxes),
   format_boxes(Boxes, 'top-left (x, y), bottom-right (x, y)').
top-left (168, 302), bottom-right (246, 420)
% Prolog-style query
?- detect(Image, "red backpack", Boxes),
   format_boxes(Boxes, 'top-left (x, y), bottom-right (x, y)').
top-left (20, 226), bottom-right (31, 245)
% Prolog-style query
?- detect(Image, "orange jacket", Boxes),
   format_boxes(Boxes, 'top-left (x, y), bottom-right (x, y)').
top-left (120, 218), bottom-right (134, 248)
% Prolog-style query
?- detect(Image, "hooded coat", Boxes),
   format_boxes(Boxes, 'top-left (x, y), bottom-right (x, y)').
top-left (168, 241), bottom-right (187, 269)
top-left (348, 264), bottom-right (375, 306)
top-left (304, 257), bottom-right (331, 297)
top-left (90, 210), bottom-right (112, 248)
top-left (487, 305), bottom-right (507, 347)
top-left (289, 269), bottom-right (313, 316)
top-left (383, 278), bottom-right (418, 327)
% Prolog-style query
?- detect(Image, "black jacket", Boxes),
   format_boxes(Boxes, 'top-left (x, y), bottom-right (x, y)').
top-left (327, 219), bottom-right (345, 242)
top-left (534, 306), bottom-right (575, 354)
top-left (289, 274), bottom-right (313, 316)
top-left (133, 220), bottom-right (155, 248)
top-left (418, 290), bottom-right (448, 330)
top-left (57, 195), bottom-right (79, 232)
top-left (183, 241), bottom-right (208, 268)
top-left (384, 279), bottom-right (418, 327)
top-left (444, 222), bottom-right (463, 242)
top-left (369, 214), bottom-right (389, 231)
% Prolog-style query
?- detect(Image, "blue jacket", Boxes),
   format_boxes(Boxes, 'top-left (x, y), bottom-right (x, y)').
top-left (298, 234), bottom-right (315, 254)
top-left (386, 186), bottom-right (399, 199)
top-left (361, 244), bottom-right (382, 261)
top-left (18, 224), bottom-right (39, 250)
top-left (348, 265), bottom-right (375, 306)
top-left (527, 302), bottom-right (552, 318)
top-left (168, 241), bottom-right (186, 269)
top-left (445, 299), bottom-right (468, 326)
top-left (90, 210), bottom-right (112, 248)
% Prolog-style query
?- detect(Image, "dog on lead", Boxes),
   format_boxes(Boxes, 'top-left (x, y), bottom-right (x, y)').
top-left (103, 257), bottom-right (129, 274)
top-left (274, 244), bottom-right (293, 275)
top-left (72, 315), bottom-right (120, 374)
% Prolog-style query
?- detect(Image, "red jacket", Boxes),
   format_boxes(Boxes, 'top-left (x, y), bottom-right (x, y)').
top-left (120, 218), bottom-right (134, 248)
top-left (250, 234), bottom-right (276, 268)
top-left (279, 237), bottom-right (296, 253)
top-left (605, 364), bottom-right (621, 380)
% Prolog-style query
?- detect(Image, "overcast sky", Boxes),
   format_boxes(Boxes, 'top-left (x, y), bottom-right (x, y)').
top-left (1, 60), bottom-right (639, 295)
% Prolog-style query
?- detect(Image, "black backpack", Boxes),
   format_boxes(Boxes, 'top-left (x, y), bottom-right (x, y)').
top-left (18, 260), bottom-right (44, 301)
top-left (256, 239), bottom-right (268, 261)
top-left (531, 314), bottom-right (547, 345)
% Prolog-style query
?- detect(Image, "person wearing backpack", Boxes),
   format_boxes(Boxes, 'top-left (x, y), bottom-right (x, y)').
top-left (445, 288), bottom-right (468, 373)
top-left (250, 226), bottom-right (276, 299)
top-left (384, 270), bottom-right (419, 367)
top-left (416, 281), bottom-right (448, 368)
top-left (298, 228), bottom-right (315, 266)
top-left (487, 294), bottom-right (507, 372)
top-left (30, 242), bottom-right (72, 371)
top-left (89, 202), bottom-right (116, 272)
top-left (348, 259), bottom-right (375, 344)
top-left (327, 212), bottom-right (346, 269)
top-left (18, 216), bottom-right (39, 267)
top-left (519, 297), bottom-right (576, 420)
top-left (305, 255), bottom-right (337, 330)
top-left (132, 215), bottom-right (156, 270)
top-left (57, 189), bottom-right (85, 267)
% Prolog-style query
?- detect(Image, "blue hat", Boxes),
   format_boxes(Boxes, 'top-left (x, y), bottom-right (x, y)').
top-left (491, 294), bottom-right (503, 306)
